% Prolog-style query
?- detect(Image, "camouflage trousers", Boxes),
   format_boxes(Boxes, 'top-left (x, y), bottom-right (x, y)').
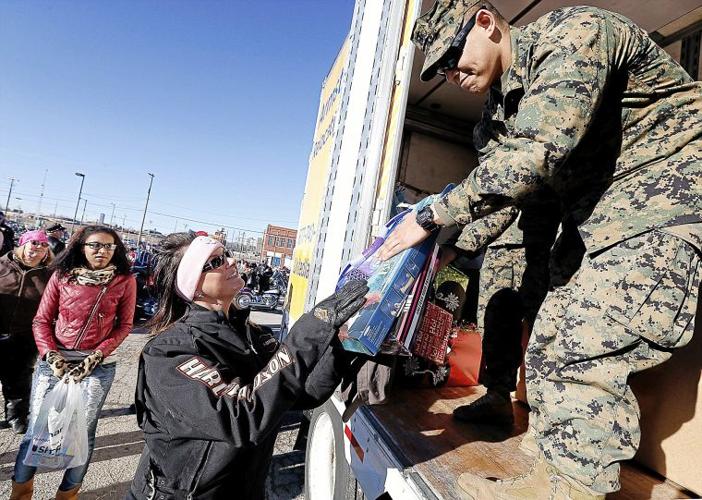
top-left (477, 246), bottom-right (525, 394)
top-left (478, 244), bottom-right (552, 394)
top-left (525, 230), bottom-right (701, 494)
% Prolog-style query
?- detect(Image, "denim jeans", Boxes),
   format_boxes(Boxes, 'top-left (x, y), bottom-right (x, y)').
top-left (13, 360), bottom-right (116, 491)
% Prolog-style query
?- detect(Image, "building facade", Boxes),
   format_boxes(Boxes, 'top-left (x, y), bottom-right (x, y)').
top-left (262, 224), bottom-right (297, 267)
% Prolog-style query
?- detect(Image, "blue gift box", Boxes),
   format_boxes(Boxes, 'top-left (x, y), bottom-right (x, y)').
top-left (336, 185), bottom-right (453, 356)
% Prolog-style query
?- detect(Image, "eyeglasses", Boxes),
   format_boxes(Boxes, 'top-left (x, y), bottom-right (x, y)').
top-left (436, 16), bottom-right (476, 77)
top-left (84, 242), bottom-right (118, 251)
top-left (202, 250), bottom-right (233, 273)
top-left (30, 240), bottom-right (49, 248)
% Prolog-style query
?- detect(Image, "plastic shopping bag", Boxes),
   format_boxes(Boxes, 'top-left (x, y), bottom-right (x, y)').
top-left (23, 379), bottom-right (89, 469)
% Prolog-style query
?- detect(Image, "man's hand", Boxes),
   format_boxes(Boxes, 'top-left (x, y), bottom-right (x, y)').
top-left (377, 214), bottom-right (432, 261)
top-left (46, 350), bottom-right (67, 379)
top-left (312, 280), bottom-right (369, 328)
top-left (66, 350), bottom-right (103, 383)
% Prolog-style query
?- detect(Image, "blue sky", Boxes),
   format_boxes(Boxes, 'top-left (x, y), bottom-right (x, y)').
top-left (0, 0), bottom-right (355, 240)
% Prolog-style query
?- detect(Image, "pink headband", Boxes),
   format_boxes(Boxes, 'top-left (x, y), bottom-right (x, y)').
top-left (176, 236), bottom-right (223, 302)
top-left (19, 230), bottom-right (49, 247)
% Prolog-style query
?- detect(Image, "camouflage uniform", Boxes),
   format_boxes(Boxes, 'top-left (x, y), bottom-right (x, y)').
top-left (455, 200), bottom-right (561, 396)
top-left (415, 4), bottom-right (702, 494)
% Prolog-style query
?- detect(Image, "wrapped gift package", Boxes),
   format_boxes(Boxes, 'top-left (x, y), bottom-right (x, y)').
top-left (411, 302), bottom-right (453, 364)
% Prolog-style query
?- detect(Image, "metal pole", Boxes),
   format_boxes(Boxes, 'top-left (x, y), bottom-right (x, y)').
top-left (109, 203), bottom-right (116, 227)
top-left (71, 173), bottom-right (85, 231)
top-left (80, 198), bottom-right (87, 224)
top-left (137, 173), bottom-right (155, 246)
top-left (37, 169), bottom-right (48, 214)
top-left (5, 177), bottom-right (17, 213)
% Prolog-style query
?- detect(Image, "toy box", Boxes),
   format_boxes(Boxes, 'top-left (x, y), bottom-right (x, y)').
top-left (337, 227), bottom-right (437, 355)
top-left (336, 185), bottom-right (454, 356)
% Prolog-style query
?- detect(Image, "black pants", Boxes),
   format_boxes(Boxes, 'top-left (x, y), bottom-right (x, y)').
top-left (0, 336), bottom-right (37, 423)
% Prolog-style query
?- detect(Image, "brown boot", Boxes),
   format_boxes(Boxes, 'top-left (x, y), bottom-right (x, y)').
top-left (9, 478), bottom-right (34, 500)
top-left (453, 390), bottom-right (514, 425)
top-left (457, 455), bottom-right (604, 500)
top-left (518, 426), bottom-right (538, 457)
top-left (55, 484), bottom-right (81, 500)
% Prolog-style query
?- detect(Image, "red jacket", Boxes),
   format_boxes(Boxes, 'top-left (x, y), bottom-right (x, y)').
top-left (33, 272), bottom-right (137, 358)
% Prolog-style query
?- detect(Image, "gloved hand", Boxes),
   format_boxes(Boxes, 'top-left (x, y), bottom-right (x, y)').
top-left (66, 350), bottom-right (104, 383)
top-left (281, 280), bottom-right (368, 384)
top-left (46, 350), bottom-right (67, 379)
top-left (311, 279), bottom-right (369, 328)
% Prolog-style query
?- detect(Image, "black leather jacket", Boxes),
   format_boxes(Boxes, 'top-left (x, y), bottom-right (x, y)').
top-left (128, 304), bottom-right (351, 500)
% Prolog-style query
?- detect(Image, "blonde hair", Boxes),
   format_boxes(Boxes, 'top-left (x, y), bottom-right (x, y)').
top-left (14, 244), bottom-right (53, 267)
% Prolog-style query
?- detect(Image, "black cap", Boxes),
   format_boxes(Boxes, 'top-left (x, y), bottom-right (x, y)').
top-left (46, 223), bottom-right (67, 232)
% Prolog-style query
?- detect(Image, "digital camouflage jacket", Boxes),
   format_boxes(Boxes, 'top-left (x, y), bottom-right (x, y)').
top-left (433, 7), bottom-right (702, 254)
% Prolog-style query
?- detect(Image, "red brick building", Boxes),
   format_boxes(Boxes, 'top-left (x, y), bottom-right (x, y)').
top-left (262, 224), bottom-right (297, 267)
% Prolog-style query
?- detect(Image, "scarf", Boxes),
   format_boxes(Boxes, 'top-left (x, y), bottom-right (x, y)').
top-left (68, 265), bottom-right (117, 286)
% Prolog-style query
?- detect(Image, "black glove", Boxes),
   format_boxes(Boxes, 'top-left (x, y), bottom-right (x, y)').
top-left (66, 350), bottom-right (103, 382)
top-left (282, 280), bottom-right (368, 378)
top-left (46, 350), bottom-right (67, 379)
top-left (310, 279), bottom-right (369, 328)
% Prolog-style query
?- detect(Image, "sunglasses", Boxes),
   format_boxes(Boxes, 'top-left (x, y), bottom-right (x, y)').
top-left (202, 250), bottom-right (233, 273)
top-left (29, 240), bottom-right (49, 248)
top-left (435, 16), bottom-right (476, 77)
top-left (84, 242), bottom-right (118, 251)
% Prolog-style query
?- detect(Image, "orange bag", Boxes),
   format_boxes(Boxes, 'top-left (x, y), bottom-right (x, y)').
top-left (446, 327), bottom-right (482, 387)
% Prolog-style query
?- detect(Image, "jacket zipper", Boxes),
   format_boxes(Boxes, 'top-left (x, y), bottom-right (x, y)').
top-left (73, 285), bottom-right (109, 349)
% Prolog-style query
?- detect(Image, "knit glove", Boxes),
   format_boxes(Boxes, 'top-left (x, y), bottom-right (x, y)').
top-left (66, 350), bottom-right (104, 383)
top-left (46, 350), bottom-right (67, 379)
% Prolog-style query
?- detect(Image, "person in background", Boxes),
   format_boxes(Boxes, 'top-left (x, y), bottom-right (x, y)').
top-left (0, 211), bottom-right (16, 256)
top-left (0, 230), bottom-right (53, 434)
top-left (45, 223), bottom-right (67, 255)
top-left (127, 233), bottom-right (366, 499)
top-left (10, 225), bottom-right (136, 500)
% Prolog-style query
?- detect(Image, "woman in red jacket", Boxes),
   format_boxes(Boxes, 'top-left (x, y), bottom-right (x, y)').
top-left (10, 225), bottom-right (136, 500)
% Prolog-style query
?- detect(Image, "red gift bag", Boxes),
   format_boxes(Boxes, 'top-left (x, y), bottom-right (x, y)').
top-left (446, 327), bottom-right (483, 387)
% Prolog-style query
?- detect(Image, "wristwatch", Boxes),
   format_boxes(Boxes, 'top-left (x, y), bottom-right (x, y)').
top-left (416, 206), bottom-right (439, 232)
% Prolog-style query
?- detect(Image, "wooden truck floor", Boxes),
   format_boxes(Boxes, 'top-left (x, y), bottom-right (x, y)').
top-left (367, 385), bottom-right (695, 499)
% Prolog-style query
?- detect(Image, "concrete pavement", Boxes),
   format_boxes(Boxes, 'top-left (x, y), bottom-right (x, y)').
top-left (0, 310), bottom-right (305, 499)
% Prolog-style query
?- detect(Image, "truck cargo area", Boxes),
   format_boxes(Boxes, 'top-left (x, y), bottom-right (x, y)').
top-left (361, 387), bottom-right (695, 499)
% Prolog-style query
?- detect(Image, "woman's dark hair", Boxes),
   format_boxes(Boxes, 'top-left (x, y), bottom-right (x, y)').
top-left (51, 225), bottom-right (131, 276)
top-left (147, 232), bottom-right (196, 334)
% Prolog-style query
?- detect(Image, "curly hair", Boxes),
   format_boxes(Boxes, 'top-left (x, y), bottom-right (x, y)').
top-left (146, 232), bottom-right (197, 334)
top-left (51, 225), bottom-right (131, 276)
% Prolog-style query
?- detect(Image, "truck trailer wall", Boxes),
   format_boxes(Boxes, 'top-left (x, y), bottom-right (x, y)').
top-left (288, 37), bottom-right (350, 324)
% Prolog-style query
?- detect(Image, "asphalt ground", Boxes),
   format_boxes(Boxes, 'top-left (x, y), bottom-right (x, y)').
top-left (0, 309), bottom-right (306, 499)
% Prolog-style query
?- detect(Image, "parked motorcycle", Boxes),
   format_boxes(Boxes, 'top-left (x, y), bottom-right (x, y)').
top-left (133, 259), bottom-right (158, 322)
top-left (235, 285), bottom-right (280, 311)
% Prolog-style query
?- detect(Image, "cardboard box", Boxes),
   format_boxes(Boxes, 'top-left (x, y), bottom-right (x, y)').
top-left (631, 298), bottom-right (702, 495)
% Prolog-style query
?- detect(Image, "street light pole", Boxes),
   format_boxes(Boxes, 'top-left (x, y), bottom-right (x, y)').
top-left (80, 198), bottom-right (87, 224)
top-left (137, 173), bottom-right (155, 247)
top-left (5, 177), bottom-right (17, 213)
top-left (71, 172), bottom-right (86, 232)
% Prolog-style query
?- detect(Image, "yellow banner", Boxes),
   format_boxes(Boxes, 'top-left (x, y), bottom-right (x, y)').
top-left (289, 37), bottom-right (350, 322)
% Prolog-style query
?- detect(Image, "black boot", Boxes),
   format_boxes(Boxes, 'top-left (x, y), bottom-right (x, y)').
top-left (453, 390), bottom-right (514, 425)
top-left (10, 418), bottom-right (28, 434)
top-left (5, 399), bottom-right (29, 434)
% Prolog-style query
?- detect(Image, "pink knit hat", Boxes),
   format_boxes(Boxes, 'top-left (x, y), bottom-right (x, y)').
top-left (19, 230), bottom-right (49, 247)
